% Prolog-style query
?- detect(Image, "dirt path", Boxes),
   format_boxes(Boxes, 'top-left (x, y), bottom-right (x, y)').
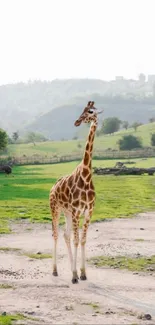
top-left (0, 212), bottom-right (155, 324)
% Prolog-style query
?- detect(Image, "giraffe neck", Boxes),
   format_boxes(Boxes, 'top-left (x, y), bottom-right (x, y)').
top-left (82, 120), bottom-right (98, 171)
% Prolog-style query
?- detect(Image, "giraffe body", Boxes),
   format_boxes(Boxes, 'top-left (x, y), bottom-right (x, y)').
top-left (49, 101), bottom-right (103, 283)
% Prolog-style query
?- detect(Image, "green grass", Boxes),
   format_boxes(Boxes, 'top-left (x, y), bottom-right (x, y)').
top-left (4, 122), bottom-right (155, 158)
top-left (88, 255), bottom-right (155, 272)
top-left (0, 284), bottom-right (14, 289)
top-left (25, 253), bottom-right (52, 259)
top-left (0, 159), bottom-right (155, 232)
top-left (0, 247), bottom-right (21, 252)
top-left (82, 302), bottom-right (99, 309)
top-left (0, 223), bottom-right (11, 235)
top-left (0, 313), bottom-right (38, 325)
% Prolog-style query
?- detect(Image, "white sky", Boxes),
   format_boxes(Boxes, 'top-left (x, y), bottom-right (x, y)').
top-left (0, 0), bottom-right (154, 85)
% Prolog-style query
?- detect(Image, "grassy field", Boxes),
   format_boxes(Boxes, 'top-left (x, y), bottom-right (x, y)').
top-left (0, 158), bottom-right (155, 234)
top-left (3, 122), bottom-right (155, 157)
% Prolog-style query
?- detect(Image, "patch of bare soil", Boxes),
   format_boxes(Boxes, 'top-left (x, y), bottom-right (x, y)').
top-left (0, 212), bottom-right (155, 324)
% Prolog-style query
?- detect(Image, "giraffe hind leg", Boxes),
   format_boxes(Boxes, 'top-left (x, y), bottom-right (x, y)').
top-left (72, 212), bottom-right (80, 284)
top-left (64, 215), bottom-right (74, 274)
top-left (80, 209), bottom-right (92, 281)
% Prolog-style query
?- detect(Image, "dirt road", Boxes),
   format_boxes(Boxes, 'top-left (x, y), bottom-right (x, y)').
top-left (0, 212), bottom-right (155, 324)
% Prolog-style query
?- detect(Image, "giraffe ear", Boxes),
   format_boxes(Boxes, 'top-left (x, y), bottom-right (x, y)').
top-left (87, 101), bottom-right (94, 107)
top-left (87, 101), bottom-right (91, 107)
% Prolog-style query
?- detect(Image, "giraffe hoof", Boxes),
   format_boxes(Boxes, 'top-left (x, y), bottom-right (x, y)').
top-left (72, 278), bottom-right (78, 284)
top-left (80, 274), bottom-right (87, 280)
top-left (53, 270), bottom-right (58, 276)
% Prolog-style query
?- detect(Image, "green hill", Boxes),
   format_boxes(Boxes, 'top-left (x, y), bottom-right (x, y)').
top-left (5, 122), bottom-right (155, 158)
top-left (24, 95), bottom-right (155, 140)
top-left (1, 79), bottom-right (155, 140)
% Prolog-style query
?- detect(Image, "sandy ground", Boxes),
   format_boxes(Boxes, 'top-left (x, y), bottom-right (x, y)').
top-left (0, 212), bottom-right (155, 324)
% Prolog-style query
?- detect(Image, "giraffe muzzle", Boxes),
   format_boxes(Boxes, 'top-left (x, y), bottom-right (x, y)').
top-left (74, 119), bottom-right (82, 126)
top-left (97, 109), bottom-right (104, 115)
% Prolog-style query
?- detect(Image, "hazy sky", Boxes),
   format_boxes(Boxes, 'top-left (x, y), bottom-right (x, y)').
top-left (0, 0), bottom-right (154, 85)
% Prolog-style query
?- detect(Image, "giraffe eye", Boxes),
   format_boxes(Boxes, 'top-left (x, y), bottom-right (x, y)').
top-left (88, 109), bottom-right (94, 114)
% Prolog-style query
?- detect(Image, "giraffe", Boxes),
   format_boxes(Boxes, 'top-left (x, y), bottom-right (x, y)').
top-left (49, 101), bottom-right (103, 284)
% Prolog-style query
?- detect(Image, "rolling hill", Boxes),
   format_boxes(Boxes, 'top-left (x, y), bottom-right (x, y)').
top-left (0, 79), bottom-right (107, 135)
top-left (1, 79), bottom-right (155, 140)
top-left (6, 122), bottom-right (155, 158)
top-left (24, 95), bottom-right (155, 140)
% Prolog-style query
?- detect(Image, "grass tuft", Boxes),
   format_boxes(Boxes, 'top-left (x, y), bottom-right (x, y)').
top-left (0, 313), bottom-right (39, 325)
top-left (88, 255), bottom-right (155, 272)
top-left (25, 253), bottom-right (52, 259)
top-left (0, 247), bottom-right (21, 252)
top-left (82, 302), bottom-right (99, 309)
top-left (0, 284), bottom-right (15, 289)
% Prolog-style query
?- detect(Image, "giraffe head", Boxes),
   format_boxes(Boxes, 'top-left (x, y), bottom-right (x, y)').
top-left (74, 101), bottom-right (103, 126)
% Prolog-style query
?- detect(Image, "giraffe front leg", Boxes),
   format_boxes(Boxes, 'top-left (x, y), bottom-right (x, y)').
top-left (51, 209), bottom-right (60, 277)
top-left (72, 214), bottom-right (80, 284)
top-left (80, 209), bottom-right (92, 281)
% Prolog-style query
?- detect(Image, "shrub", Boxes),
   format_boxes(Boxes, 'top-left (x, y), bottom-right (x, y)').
top-left (151, 133), bottom-right (155, 146)
top-left (118, 135), bottom-right (143, 150)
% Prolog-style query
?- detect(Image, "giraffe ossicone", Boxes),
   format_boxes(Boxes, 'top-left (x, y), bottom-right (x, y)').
top-left (49, 101), bottom-right (103, 283)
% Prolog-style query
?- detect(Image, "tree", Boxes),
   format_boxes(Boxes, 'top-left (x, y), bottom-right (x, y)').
top-left (25, 132), bottom-right (47, 144)
top-left (12, 131), bottom-right (19, 142)
top-left (101, 117), bottom-right (121, 134)
top-left (0, 128), bottom-right (8, 151)
top-left (149, 117), bottom-right (155, 123)
top-left (132, 122), bottom-right (142, 132)
top-left (96, 130), bottom-right (101, 137)
top-left (118, 135), bottom-right (142, 150)
top-left (122, 121), bottom-right (129, 130)
top-left (25, 132), bottom-right (36, 145)
top-left (77, 143), bottom-right (82, 148)
top-left (151, 133), bottom-right (155, 146)
top-left (8, 136), bottom-right (13, 144)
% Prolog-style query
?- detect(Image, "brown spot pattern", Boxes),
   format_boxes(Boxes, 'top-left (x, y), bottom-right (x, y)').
top-left (86, 173), bottom-right (91, 182)
top-left (73, 199), bottom-right (79, 207)
top-left (77, 177), bottom-right (84, 188)
top-left (65, 187), bottom-right (70, 196)
top-left (75, 173), bottom-right (79, 183)
top-left (82, 168), bottom-right (89, 178)
top-left (61, 193), bottom-right (68, 202)
top-left (61, 181), bottom-right (66, 192)
top-left (81, 191), bottom-right (86, 201)
top-left (68, 175), bottom-right (74, 187)
top-left (73, 188), bottom-right (80, 199)
top-left (88, 190), bottom-right (95, 201)
top-left (84, 152), bottom-right (90, 165)
top-left (84, 183), bottom-right (89, 190)
top-left (90, 144), bottom-right (93, 152)
top-left (90, 181), bottom-right (95, 190)
top-left (86, 143), bottom-right (89, 151)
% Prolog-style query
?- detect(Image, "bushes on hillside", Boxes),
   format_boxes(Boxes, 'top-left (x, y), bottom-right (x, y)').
top-left (151, 133), bottom-right (155, 146)
top-left (0, 128), bottom-right (8, 151)
top-left (101, 117), bottom-right (122, 134)
top-left (118, 135), bottom-right (143, 150)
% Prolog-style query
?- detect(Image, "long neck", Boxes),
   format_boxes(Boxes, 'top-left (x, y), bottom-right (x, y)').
top-left (82, 120), bottom-right (97, 170)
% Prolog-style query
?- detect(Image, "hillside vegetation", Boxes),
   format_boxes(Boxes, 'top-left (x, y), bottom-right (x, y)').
top-left (1, 79), bottom-right (155, 139)
top-left (5, 122), bottom-right (155, 158)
